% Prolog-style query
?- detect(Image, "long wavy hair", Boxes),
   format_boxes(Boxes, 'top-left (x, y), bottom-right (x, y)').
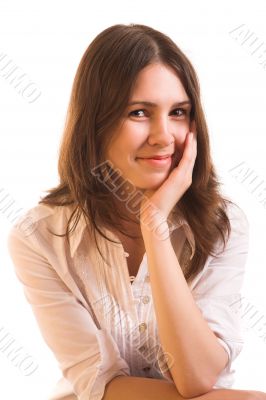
top-left (39, 23), bottom-right (233, 284)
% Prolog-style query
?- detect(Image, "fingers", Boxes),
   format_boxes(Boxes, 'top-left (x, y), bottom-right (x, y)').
top-left (177, 129), bottom-right (197, 177)
top-left (140, 123), bottom-right (197, 221)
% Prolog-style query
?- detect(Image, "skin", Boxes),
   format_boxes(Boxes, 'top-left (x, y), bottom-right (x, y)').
top-left (139, 120), bottom-right (196, 234)
top-left (105, 62), bottom-right (193, 230)
top-left (102, 376), bottom-right (266, 400)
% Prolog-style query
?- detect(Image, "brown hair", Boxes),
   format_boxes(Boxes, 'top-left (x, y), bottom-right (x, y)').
top-left (39, 23), bottom-right (234, 284)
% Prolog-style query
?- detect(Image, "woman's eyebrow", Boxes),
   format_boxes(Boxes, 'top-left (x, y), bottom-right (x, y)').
top-left (127, 100), bottom-right (191, 107)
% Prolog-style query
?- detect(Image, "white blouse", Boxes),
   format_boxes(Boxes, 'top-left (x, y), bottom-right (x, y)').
top-left (7, 200), bottom-right (249, 399)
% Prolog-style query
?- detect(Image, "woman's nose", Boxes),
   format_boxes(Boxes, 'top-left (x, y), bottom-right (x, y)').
top-left (147, 117), bottom-right (175, 147)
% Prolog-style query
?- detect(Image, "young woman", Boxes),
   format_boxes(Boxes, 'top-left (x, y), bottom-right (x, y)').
top-left (7, 23), bottom-right (266, 400)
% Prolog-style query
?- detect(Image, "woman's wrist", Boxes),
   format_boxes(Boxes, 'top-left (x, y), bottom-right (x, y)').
top-left (140, 212), bottom-right (170, 241)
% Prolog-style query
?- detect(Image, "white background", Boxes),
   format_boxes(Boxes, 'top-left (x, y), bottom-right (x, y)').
top-left (1, 0), bottom-right (266, 398)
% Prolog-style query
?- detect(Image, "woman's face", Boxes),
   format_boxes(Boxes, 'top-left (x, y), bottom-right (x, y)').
top-left (105, 63), bottom-right (192, 192)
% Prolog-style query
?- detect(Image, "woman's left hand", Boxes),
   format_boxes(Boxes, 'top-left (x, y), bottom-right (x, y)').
top-left (139, 120), bottom-right (197, 236)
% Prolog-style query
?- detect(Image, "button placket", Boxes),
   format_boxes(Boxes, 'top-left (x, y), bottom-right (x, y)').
top-left (137, 325), bottom-right (152, 373)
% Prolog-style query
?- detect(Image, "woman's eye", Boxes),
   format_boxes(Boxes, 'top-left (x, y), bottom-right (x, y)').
top-left (129, 109), bottom-right (146, 117)
top-left (128, 108), bottom-right (188, 118)
top-left (172, 108), bottom-right (187, 117)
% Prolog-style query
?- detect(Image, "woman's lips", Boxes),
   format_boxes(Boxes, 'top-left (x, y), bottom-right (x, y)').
top-left (137, 155), bottom-right (172, 167)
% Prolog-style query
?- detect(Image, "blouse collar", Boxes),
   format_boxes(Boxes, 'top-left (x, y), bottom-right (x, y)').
top-left (69, 207), bottom-right (195, 260)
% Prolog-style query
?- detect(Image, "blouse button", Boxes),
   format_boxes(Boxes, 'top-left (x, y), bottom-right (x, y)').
top-left (124, 252), bottom-right (129, 257)
top-left (141, 295), bottom-right (150, 304)
top-left (139, 322), bottom-right (147, 333)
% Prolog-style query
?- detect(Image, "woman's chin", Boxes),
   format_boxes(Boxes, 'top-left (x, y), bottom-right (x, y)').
top-left (134, 177), bottom-right (168, 191)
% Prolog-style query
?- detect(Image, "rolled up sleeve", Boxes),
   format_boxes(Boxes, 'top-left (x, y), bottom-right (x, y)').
top-left (192, 203), bottom-right (250, 388)
top-left (7, 224), bottom-right (130, 400)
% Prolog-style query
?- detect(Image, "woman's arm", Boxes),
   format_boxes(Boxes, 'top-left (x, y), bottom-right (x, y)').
top-left (103, 376), bottom-right (185, 400)
top-left (141, 230), bottom-right (228, 397)
top-left (138, 126), bottom-right (227, 397)
top-left (103, 376), bottom-right (263, 400)
top-left (7, 222), bottom-right (130, 399)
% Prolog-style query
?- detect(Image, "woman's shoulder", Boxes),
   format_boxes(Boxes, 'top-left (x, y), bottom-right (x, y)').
top-left (209, 200), bottom-right (250, 258)
top-left (7, 202), bottom-right (75, 243)
top-left (224, 200), bottom-right (249, 234)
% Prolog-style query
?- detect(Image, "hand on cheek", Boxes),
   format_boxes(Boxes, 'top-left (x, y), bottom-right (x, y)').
top-left (140, 120), bottom-right (197, 237)
top-left (171, 120), bottom-right (196, 171)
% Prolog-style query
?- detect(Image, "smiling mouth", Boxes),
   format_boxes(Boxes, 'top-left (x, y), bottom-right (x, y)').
top-left (138, 154), bottom-right (173, 160)
top-left (138, 155), bottom-right (172, 160)
top-left (136, 155), bottom-right (172, 168)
